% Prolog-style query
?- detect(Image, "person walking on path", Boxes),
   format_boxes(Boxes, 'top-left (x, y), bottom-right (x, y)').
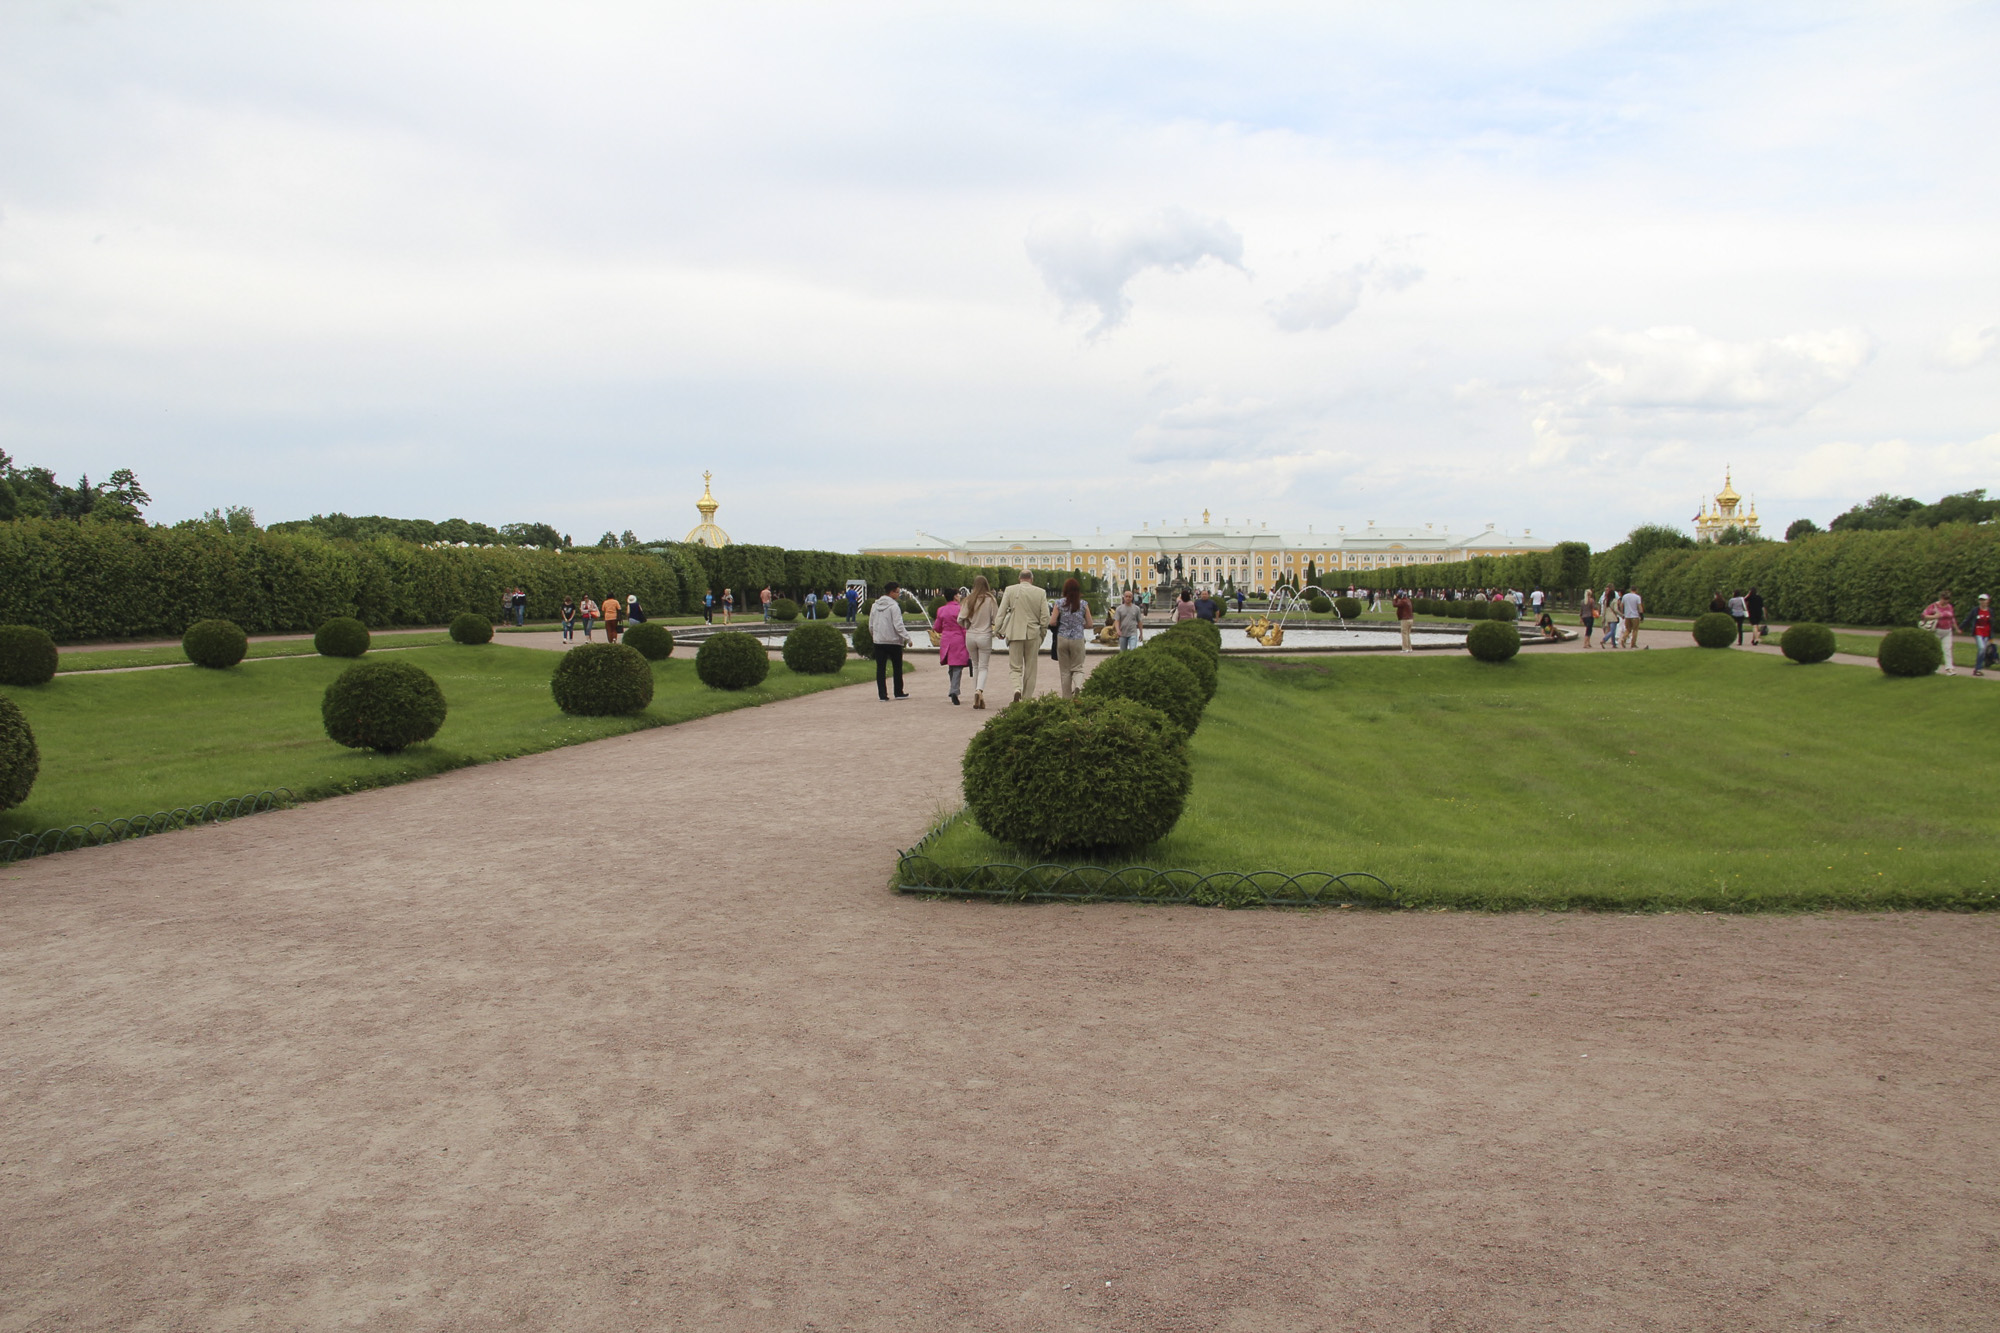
top-left (601, 594), bottom-right (623, 643)
top-left (1975, 594), bottom-right (1994, 676)
top-left (761, 586), bottom-right (773, 622)
top-left (1394, 590), bottom-right (1415, 652)
top-left (579, 596), bottom-right (600, 641)
top-left (1728, 590), bottom-right (1749, 644)
top-left (1599, 587), bottom-right (1620, 648)
top-left (1174, 589), bottom-right (1197, 622)
top-left (933, 589), bottom-right (969, 705)
top-left (804, 591), bottom-right (818, 620)
top-left (1050, 578), bottom-right (1092, 698)
top-left (1530, 588), bottom-right (1544, 618)
top-left (559, 596), bottom-right (577, 644)
top-left (703, 591), bottom-right (714, 624)
top-left (510, 586), bottom-right (528, 627)
top-left (995, 571), bottom-right (1050, 703)
top-left (1235, 589), bottom-right (1246, 613)
top-left (1746, 588), bottom-right (1767, 645)
top-left (721, 588), bottom-right (734, 624)
top-left (869, 581), bottom-right (914, 700)
top-left (1620, 587), bottom-right (1644, 648)
top-left (1922, 591), bottom-right (1958, 675)
top-left (1579, 589), bottom-right (1597, 648)
top-left (961, 576), bottom-right (998, 709)
top-left (1113, 590), bottom-right (1144, 651)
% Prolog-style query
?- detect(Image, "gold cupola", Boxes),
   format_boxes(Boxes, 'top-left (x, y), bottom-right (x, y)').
top-left (683, 471), bottom-right (731, 548)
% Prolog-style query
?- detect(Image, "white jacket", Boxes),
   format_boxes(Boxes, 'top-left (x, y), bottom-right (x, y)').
top-left (869, 595), bottom-right (912, 646)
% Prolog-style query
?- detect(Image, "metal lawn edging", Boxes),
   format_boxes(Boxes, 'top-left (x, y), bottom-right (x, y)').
top-left (0, 788), bottom-right (295, 865)
top-left (894, 813), bottom-right (1396, 909)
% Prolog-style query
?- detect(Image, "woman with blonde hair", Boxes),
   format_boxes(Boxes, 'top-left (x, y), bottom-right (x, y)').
top-left (1049, 577), bottom-right (1093, 698)
top-left (961, 576), bottom-right (998, 709)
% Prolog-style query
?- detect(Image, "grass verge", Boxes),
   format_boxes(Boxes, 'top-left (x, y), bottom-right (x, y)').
top-left (907, 651), bottom-right (1998, 911)
top-left (57, 631), bottom-right (456, 673)
top-left (3, 643), bottom-right (888, 837)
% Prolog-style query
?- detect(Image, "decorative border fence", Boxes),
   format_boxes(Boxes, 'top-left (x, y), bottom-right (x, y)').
top-left (0, 789), bottom-right (294, 865)
top-left (893, 814), bottom-right (1395, 909)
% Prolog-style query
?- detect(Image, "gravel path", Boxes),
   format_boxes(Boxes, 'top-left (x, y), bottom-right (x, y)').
top-left (4, 671), bottom-right (1998, 1331)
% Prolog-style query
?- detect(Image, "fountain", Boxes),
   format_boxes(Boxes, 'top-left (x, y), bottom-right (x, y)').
top-left (1243, 585), bottom-right (1350, 647)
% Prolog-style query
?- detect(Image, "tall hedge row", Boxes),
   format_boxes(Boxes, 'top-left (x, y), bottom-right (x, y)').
top-left (1345, 541), bottom-right (1590, 598)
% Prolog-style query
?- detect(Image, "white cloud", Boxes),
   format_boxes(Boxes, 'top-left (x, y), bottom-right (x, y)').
top-left (1934, 323), bottom-right (1998, 370)
top-left (1524, 325), bottom-right (1875, 464)
top-left (1130, 394), bottom-right (1283, 462)
top-left (1267, 255), bottom-right (1426, 332)
top-left (1024, 207), bottom-right (1244, 337)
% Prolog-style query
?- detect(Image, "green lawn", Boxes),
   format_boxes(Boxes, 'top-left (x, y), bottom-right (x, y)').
top-left (921, 651), bottom-right (1996, 911)
top-left (3, 643), bottom-right (886, 837)
top-left (57, 630), bottom-right (456, 673)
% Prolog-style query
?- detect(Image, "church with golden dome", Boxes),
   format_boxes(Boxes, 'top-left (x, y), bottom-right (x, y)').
top-left (1694, 471), bottom-right (1760, 543)
top-left (683, 471), bottom-right (731, 547)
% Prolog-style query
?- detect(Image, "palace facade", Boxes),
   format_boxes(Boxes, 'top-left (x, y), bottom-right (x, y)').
top-left (862, 511), bottom-right (1554, 593)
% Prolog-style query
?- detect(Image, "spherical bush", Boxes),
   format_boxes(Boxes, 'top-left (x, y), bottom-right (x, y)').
top-left (1487, 600), bottom-right (1519, 622)
top-left (449, 613), bottom-right (493, 645)
top-left (313, 616), bottom-right (371, 658)
top-left (182, 619), bottom-right (248, 668)
top-left (695, 630), bottom-right (771, 691)
top-left (1333, 596), bottom-right (1361, 619)
top-left (623, 622), bottom-right (676, 661)
top-left (962, 694), bottom-right (1192, 857)
top-left (1692, 612), bottom-right (1738, 649)
top-left (1307, 594), bottom-right (1333, 614)
top-left (851, 622), bottom-right (876, 657)
top-left (0, 695), bottom-right (39, 811)
top-left (1781, 622), bottom-right (1836, 665)
top-left (769, 598), bottom-right (800, 621)
top-left (321, 659), bottom-right (446, 752)
top-left (1164, 618), bottom-right (1222, 652)
top-left (782, 621), bottom-right (848, 675)
top-left (1460, 599), bottom-right (1489, 620)
top-left (1081, 645), bottom-right (1204, 735)
top-left (1879, 627), bottom-right (1944, 677)
top-left (552, 642), bottom-right (655, 715)
top-left (1466, 620), bottom-right (1521, 663)
top-left (1147, 634), bottom-right (1218, 703)
top-left (0, 624), bottom-right (58, 686)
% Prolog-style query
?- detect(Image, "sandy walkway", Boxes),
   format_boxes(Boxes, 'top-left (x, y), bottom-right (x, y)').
top-left (4, 669), bottom-right (1998, 1331)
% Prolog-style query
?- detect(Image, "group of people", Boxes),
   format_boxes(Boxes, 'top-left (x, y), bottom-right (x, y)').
top-left (1706, 588), bottom-right (1770, 645)
top-left (1921, 591), bottom-right (1995, 676)
top-left (557, 592), bottom-right (647, 643)
top-left (869, 572), bottom-right (1113, 707)
top-left (1577, 587), bottom-right (1647, 649)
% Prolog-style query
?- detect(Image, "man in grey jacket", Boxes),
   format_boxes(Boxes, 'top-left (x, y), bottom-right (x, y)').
top-left (869, 581), bottom-right (914, 700)
top-left (993, 571), bottom-right (1050, 703)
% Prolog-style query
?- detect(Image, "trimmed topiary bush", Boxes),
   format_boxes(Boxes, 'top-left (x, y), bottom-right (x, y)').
top-left (1080, 645), bottom-right (1204, 735)
top-left (1307, 594), bottom-right (1333, 614)
top-left (1487, 600), bottom-right (1519, 622)
top-left (449, 613), bottom-right (494, 645)
top-left (782, 621), bottom-right (848, 675)
top-left (1780, 622), bottom-right (1836, 664)
top-left (0, 695), bottom-right (38, 811)
top-left (552, 642), bottom-right (656, 714)
top-left (1692, 612), bottom-right (1738, 649)
top-left (962, 694), bottom-right (1192, 857)
top-left (1147, 634), bottom-right (1218, 703)
top-left (1332, 596), bottom-right (1361, 619)
top-left (1459, 599), bottom-right (1488, 620)
top-left (623, 622), bottom-right (676, 660)
top-left (0, 624), bottom-right (59, 686)
top-left (1878, 627), bottom-right (1944, 677)
top-left (182, 619), bottom-right (248, 668)
top-left (321, 659), bottom-right (446, 752)
top-left (769, 598), bottom-right (800, 621)
top-left (852, 622), bottom-right (877, 657)
top-left (1466, 620), bottom-right (1521, 663)
top-left (313, 616), bottom-right (371, 658)
top-left (695, 630), bottom-right (771, 691)
top-left (1164, 618), bottom-right (1222, 652)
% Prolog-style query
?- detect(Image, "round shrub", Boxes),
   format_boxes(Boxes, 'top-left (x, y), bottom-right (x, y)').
top-left (1692, 612), bottom-right (1738, 649)
top-left (552, 642), bottom-right (656, 714)
top-left (851, 623), bottom-right (876, 657)
top-left (1164, 618), bottom-right (1222, 652)
top-left (1307, 594), bottom-right (1333, 614)
top-left (313, 616), bottom-right (371, 658)
top-left (1879, 627), bottom-right (1944, 677)
top-left (321, 659), bottom-right (446, 752)
top-left (783, 621), bottom-right (848, 675)
top-left (1487, 600), bottom-right (1519, 622)
top-left (1460, 599), bottom-right (1488, 620)
top-left (1080, 645), bottom-right (1204, 735)
top-left (1466, 620), bottom-right (1521, 663)
top-left (1780, 622), bottom-right (1836, 665)
top-left (0, 695), bottom-right (39, 811)
top-left (1332, 596), bottom-right (1361, 619)
top-left (962, 694), bottom-right (1192, 857)
top-left (769, 598), bottom-right (800, 622)
top-left (182, 619), bottom-right (248, 668)
top-left (0, 625), bottom-right (58, 686)
top-left (623, 622), bottom-right (676, 661)
top-left (695, 630), bottom-right (771, 691)
top-left (449, 613), bottom-right (493, 645)
top-left (1148, 634), bottom-right (1218, 703)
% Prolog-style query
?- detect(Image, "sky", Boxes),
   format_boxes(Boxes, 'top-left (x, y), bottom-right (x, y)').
top-left (2, 0), bottom-right (1996, 551)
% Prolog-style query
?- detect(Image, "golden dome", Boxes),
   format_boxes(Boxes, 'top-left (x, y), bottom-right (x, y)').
top-left (683, 471), bottom-right (731, 547)
top-left (1715, 469), bottom-right (1741, 504)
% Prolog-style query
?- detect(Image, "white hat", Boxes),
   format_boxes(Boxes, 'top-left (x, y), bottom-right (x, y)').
top-left (1981, 593), bottom-right (1990, 601)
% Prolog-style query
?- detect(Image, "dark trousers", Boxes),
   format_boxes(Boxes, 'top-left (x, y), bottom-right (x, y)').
top-left (875, 643), bottom-right (905, 697)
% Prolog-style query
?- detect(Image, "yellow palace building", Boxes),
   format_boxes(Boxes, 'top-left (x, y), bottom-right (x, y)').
top-left (861, 511), bottom-right (1553, 594)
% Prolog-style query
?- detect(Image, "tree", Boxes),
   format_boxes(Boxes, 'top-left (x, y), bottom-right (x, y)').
top-left (1785, 517), bottom-right (1821, 541)
top-left (1546, 541), bottom-right (1591, 594)
top-left (1713, 525), bottom-right (1760, 546)
top-left (104, 468), bottom-right (150, 510)
top-left (1829, 493), bottom-right (1921, 532)
top-left (1909, 488), bottom-right (1999, 528)
top-left (596, 531), bottom-right (619, 549)
top-left (499, 521), bottom-right (563, 548)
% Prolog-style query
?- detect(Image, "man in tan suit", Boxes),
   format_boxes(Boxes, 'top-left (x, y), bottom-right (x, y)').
top-left (993, 571), bottom-right (1050, 703)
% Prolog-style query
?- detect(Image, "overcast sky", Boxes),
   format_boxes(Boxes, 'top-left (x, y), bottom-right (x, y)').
top-left (3, 1), bottom-right (1996, 550)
